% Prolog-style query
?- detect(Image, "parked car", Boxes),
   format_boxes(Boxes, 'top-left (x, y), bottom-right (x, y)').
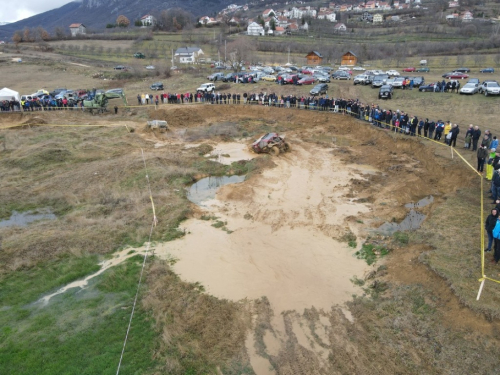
top-left (134, 52), bottom-right (145, 59)
top-left (310, 83), bottom-right (329, 96)
top-left (468, 78), bottom-right (480, 84)
top-left (208, 72), bottom-right (225, 81)
top-left (332, 71), bottom-right (351, 80)
top-left (409, 76), bottom-right (425, 87)
top-left (479, 81), bottom-right (500, 96)
top-left (371, 75), bottom-right (389, 87)
top-left (455, 67), bottom-right (470, 73)
top-left (49, 88), bottom-right (67, 97)
top-left (353, 66), bottom-right (366, 71)
top-left (222, 72), bottom-right (237, 82)
top-left (196, 83), bottom-right (216, 93)
top-left (447, 72), bottom-right (469, 79)
top-left (419, 83), bottom-right (437, 92)
top-left (316, 75), bottom-right (331, 83)
top-left (459, 83), bottom-right (478, 95)
top-left (261, 74), bottom-right (277, 82)
top-left (114, 65), bottom-right (126, 70)
top-left (386, 70), bottom-right (400, 76)
top-left (416, 66), bottom-right (430, 73)
top-left (379, 85), bottom-right (394, 99)
top-left (150, 82), bottom-right (164, 90)
top-left (391, 77), bottom-right (405, 88)
top-left (338, 66), bottom-right (351, 71)
top-left (403, 67), bottom-right (416, 72)
top-left (297, 76), bottom-right (315, 85)
top-left (353, 74), bottom-right (371, 85)
top-left (480, 67), bottom-right (495, 73)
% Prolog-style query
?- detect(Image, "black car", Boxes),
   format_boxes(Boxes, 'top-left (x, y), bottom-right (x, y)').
top-left (222, 72), bottom-right (237, 82)
top-left (455, 67), bottom-right (471, 73)
top-left (419, 83), bottom-right (436, 92)
top-left (371, 74), bottom-right (389, 88)
top-left (331, 71), bottom-right (351, 80)
top-left (379, 85), bottom-right (394, 99)
top-left (310, 83), bottom-right (329, 96)
top-left (150, 82), bottom-right (164, 90)
top-left (114, 65), bottom-right (126, 70)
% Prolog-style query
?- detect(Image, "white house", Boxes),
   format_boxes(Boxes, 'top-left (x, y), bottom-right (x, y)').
top-left (300, 21), bottom-right (309, 31)
top-left (334, 23), bottom-right (347, 32)
top-left (140, 15), bottom-right (155, 26)
top-left (69, 23), bottom-right (86, 37)
top-left (290, 7), bottom-right (304, 19)
top-left (318, 10), bottom-right (336, 22)
top-left (174, 47), bottom-right (204, 64)
top-left (247, 22), bottom-right (265, 36)
top-left (461, 11), bottom-right (474, 21)
top-left (262, 8), bottom-right (275, 17)
top-left (373, 14), bottom-right (384, 23)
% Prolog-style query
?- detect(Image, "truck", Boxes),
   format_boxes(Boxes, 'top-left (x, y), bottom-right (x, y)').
top-left (196, 83), bottom-right (215, 93)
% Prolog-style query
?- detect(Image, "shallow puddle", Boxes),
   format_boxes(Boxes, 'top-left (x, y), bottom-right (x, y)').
top-left (187, 175), bottom-right (246, 206)
top-left (405, 195), bottom-right (434, 209)
top-left (0, 208), bottom-right (56, 228)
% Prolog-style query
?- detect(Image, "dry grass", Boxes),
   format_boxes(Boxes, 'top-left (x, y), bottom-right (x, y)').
top-left (142, 261), bottom-right (252, 374)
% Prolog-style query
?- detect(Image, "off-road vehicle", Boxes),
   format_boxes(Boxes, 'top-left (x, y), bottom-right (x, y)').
top-left (251, 133), bottom-right (291, 155)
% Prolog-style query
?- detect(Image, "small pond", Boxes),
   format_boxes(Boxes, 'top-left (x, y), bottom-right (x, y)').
top-left (0, 208), bottom-right (57, 228)
top-left (187, 175), bottom-right (246, 206)
top-left (377, 196), bottom-right (434, 235)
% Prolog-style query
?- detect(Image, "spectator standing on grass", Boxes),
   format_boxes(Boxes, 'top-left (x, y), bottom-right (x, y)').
top-left (478, 145), bottom-right (488, 173)
top-left (441, 80), bottom-right (446, 92)
top-left (491, 136), bottom-right (499, 151)
top-left (486, 208), bottom-right (498, 253)
top-left (443, 121), bottom-right (452, 144)
top-left (486, 148), bottom-right (496, 181)
top-left (449, 124), bottom-right (459, 147)
top-left (434, 121), bottom-right (444, 140)
top-left (137, 94), bottom-right (141, 105)
top-left (464, 132), bottom-right (472, 149)
top-left (428, 120), bottom-right (436, 139)
top-left (492, 215), bottom-right (500, 263)
top-left (482, 135), bottom-right (492, 150)
top-left (472, 126), bottom-right (481, 151)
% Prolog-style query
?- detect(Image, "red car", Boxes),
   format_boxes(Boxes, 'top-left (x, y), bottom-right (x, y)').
top-left (403, 67), bottom-right (416, 72)
top-left (301, 68), bottom-right (313, 74)
top-left (447, 72), bottom-right (469, 79)
top-left (283, 74), bottom-right (299, 84)
top-left (297, 76), bottom-right (315, 85)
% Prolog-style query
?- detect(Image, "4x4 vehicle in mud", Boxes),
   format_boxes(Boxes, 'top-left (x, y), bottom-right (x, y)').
top-left (251, 133), bottom-right (291, 155)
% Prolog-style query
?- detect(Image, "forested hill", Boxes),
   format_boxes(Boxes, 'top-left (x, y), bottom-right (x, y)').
top-left (0, 0), bottom-right (244, 40)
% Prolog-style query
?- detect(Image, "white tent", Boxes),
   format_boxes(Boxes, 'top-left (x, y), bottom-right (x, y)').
top-left (0, 87), bottom-right (20, 102)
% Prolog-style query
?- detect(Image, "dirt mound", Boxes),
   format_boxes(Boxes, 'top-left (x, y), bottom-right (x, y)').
top-left (22, 117), bottom-right (47, 126)
top-left (149, 106), bottom-right (205, 127)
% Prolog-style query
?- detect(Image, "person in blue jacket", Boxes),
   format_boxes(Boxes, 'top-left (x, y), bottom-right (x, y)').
top-left (492, 216), bottom-right (500, 263)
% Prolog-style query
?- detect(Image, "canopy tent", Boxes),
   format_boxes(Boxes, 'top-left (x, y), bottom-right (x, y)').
top-left (0, 87), bottom-right (20, 102)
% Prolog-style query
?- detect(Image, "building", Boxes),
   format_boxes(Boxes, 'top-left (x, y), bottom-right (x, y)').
top-left (334, 23), bottom-right (347, 32)
top-left (69, 23), bottom-right (86, 37)
top-left (247, 22), bottom-right (265, 36)
top-left (306, 51), bottom-right (323, 65)
top-left (461, 11), bottom-right (474, 21)
top-left (341, 51), bottom-right (357, 66)
top-left (140, 15), bottom-right (155, 26)
top-left (373, 14), bottom-right (384, 23)
top-left (174, 47), bottom-right (204, 64)
top-left (262, 9), bottom-right (275, 17)
top-left (274, 26), bottom-right (285, 35)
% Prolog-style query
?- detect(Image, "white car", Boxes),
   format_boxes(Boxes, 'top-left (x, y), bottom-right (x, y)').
top-left (459, 83), bottom-right (478, 95)
top-left (386, 70), bottom-right (400, 76)
top-left (145, 65), bottom-right (155, 70)
top-left (338, 66), bottom-right (351, 71)
top-left (353, 66), bottom-right (366, 71)
top-left (196, 83), bottom-right (215, 93)
top-left (371, 70), bottom-right (386, 75)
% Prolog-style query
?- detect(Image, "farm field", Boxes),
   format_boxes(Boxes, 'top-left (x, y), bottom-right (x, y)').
top-left (1, 40), bottom-right (500, 374)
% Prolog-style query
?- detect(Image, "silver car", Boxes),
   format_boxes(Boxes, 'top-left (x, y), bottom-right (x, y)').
top-left (459, 83), bottom-right (478, 95)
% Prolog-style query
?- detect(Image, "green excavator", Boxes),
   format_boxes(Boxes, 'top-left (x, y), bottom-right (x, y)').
top-left (83, 90), bottom-right (127, 114)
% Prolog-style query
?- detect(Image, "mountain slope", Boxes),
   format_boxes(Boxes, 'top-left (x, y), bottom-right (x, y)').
top-left (0, 0), bottom-right (241, 41)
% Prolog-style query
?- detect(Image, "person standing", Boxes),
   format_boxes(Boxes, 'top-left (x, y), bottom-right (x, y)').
top-left (486, 208), bottom-right (498, 253)
top-left (449, 124), bottom-right (459, 147)
top-left (472, 126), bottom-right (481, 151)
top-left (492, 215), bottom-right (500, 263)
top-left (486, 148), bottom-right (496, 181)
top-left (443, 121), bottom-right (452, 144)
top-left (478, 145), bottom-right (488, 173)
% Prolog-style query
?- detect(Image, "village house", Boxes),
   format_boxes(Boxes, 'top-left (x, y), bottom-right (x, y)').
top-left (365, 1), bottom-right (376, 10)
top-left (446, 13), bottom-right (459, 20)
top-left (461, 10), bottom-right (474, 21)
top-left (317, 10), bottom-right (337, 22)
top-left (373, 14), bottom-right (384, 23)
top-left (140, 15), bottom-right (155, 26)
top-left (341, 51), bottom-right (357, 66)
top-left (274, 26), bottom-right (285, 35)
top-left (174, 47), bottom-right (204, 64)
top-left (329, 2), bottom-right (336, 9)
top-left (69, 23), bottom-right (86, 37)
top-left (306, 51), bottom-right (323, 65)
top-left (334, 23), bottom-right (347, 32)
top-left (199, 16), bottom-right (219, 26)
top-left (361, 11), bottom-right (374, 21)
top-left (290, 7), bottom-right (303, 19)
top-left (247, 22), bottom-right (265, 36)
top-left (262, 9), bottom-right (275, 17)
top-left (277, 16), bottom-right (289, 27)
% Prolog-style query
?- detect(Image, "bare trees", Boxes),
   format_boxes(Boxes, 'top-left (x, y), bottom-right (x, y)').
top-left (224, 38), bottom-right (256, 71)
top-left (154, 9), bottom-right (194, 32)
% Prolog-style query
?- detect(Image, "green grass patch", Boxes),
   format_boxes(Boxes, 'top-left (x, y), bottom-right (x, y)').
top-left (0, 254), bottom-right (100, 306)
top-left (355, 243), bottom-right (389, 265)
top-left (393, 231), bottom-right (409, 245)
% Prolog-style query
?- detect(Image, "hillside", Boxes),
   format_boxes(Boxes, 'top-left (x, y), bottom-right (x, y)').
top-left (0, 0), bottom-right (244, 41)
